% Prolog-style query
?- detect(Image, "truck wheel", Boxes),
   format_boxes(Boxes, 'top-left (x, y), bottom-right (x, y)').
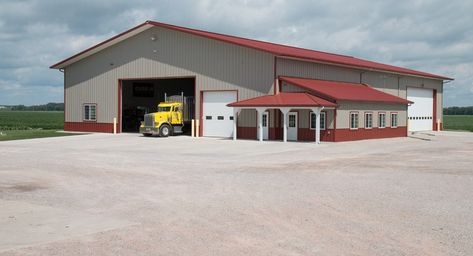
top-left (159, 125), bottom-right (170, 137)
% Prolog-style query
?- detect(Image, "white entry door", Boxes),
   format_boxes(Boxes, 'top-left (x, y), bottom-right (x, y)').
top-left (202, 91), bottom-right (237, 137)
top-left (262, 112), bottom-right (269, 140)
top-left (407, 87), bottom-right (434, 132)
top-left (287, 112), bottom-right (297, 141)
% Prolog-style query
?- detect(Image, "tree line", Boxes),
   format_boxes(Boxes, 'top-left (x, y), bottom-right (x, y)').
top-left (443, 106), bottom-right (473, 115)
top-left (1, 103), bottom-right (64, 111)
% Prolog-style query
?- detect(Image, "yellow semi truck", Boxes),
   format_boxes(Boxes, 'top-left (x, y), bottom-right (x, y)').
top-left (139, 95), bottom-right (194, 137)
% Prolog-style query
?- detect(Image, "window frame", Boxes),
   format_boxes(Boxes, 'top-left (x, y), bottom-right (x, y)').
top-left (83, 103), bottom-right (97, 122)
top-left (288, 113), bottom-right (297, 128)
top-left (390, 112), bottom-right (398, 128)
top-left (350, 111), bottom-right (359, 130)
top-left (310, 111), bottom-right (326, 130)
top-left (364, 112), bottom-right (373, 129)
top-left (378, 112), bottom-right (386, 129)
top-left (262, 112), bottom-right (268, 128)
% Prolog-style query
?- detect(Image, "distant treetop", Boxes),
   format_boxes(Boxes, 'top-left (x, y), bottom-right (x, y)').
top-left (444, 106), bottom-right (473, 115)
top-left (2, 103), bottom-right (64, 111)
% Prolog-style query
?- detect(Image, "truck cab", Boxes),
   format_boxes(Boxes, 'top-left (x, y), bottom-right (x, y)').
top-left (139, 102), bottom-right (186, 137)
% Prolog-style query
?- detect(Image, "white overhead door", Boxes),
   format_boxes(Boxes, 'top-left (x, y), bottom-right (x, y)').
top-left (202, 91), bottom-right (237, 137)
top-left (407, 87), bottom-right (433, 132)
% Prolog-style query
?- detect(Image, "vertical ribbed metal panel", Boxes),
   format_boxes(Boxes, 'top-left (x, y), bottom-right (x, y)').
top-left (277, 58), bottom-right (360, 83)
top-left (361, 72), bottom-right (400, 96)
top-left (238, 109), bottom-right (257, 127)
top-left (64, 25), bottom-right (443, 126)
top-left (276, 58), bottom-right (443, 123)
top-left (65, 26), bottom-right (275, 123)
top-left (299, 110), bottom-right (310, 128)
top-left (280, 81), bottom-right (305, 92)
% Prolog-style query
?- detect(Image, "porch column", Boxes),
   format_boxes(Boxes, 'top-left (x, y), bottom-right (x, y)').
top-left (280, 107), bottom-right (290, 142)
top-left (233, 108), bottom-right (240, 141)
top-left (256, 107), bottom-right (266, 142)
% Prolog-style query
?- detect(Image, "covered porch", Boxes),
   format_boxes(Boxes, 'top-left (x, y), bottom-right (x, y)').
top-left (228, 92), bottom-right (336, 144)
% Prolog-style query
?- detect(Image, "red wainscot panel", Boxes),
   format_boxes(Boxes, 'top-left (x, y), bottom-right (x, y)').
top-left (269, 127), bottom-right (283, 140)
top-left (64, 122), bottom-right (114, 133)
top-left (298, 128), bottom-right (335, 142)
top-left (237, 127), bottom-right (257, 140)
top-left (334, 127), bottom-right (408, 142)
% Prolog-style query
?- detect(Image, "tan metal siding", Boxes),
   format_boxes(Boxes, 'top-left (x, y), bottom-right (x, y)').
top-left (277, 58), bottom-right (443, 123)
top-left (361, 72), bottom-right (443, 119)
top-left (238, 109), bottom-right (256, 127)
top-left (65, 26), bottom-right (274, 123)
top-left (336, 102), bottom-right (407, 129)
top-left (280, 81), bottom-right (305, 92)
top-left (298, 109), bottom-right (334, 129)
top-left (326, 109), bottom-right (334, 129)
top-left (277, 58), bottom-right (360, 83)
top-left (361, 72), bottom-right (400, 96)
top-left (299, 110), bottom-right (310, 129)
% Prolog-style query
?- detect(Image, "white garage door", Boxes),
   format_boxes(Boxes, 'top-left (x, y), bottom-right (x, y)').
top-left (202, 91), bottom-right (237, 137)
top-left (407, 87), bottom-right (433, 132)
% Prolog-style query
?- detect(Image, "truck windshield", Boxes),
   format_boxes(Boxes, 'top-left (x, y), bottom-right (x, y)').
top-left (157, 106), bottom-right (171, 112)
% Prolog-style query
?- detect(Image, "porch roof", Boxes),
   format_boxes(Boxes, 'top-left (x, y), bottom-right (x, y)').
top-left (280, 76), bottom-right (412, 105)
top-left (227, 92), bottom-right (337, 108)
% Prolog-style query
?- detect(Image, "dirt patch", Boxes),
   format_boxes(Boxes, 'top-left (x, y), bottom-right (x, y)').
top-left (0, 182), bottom-right (48, 193)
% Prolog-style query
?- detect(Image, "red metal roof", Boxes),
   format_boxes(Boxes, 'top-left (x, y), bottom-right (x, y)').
top-left (148, 21), bottom-right (451, 80)
top-left (227, 92), bottom-right (337, 108)
top-left (280, 77), bottom-right (411, 105)
top-left (51, 20), bottom-right (452, 81)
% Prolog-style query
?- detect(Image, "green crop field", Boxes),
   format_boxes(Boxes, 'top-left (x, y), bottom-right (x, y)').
top-left (0, 111), bottom-right (64, 130)
top-left (443, 115), bottom-right (473, 132)
top-left (0, 110), bottom-right (82, 141)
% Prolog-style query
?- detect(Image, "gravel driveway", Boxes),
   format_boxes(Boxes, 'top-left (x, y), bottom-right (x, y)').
top-left (1, 131), bottom-right (472, 255)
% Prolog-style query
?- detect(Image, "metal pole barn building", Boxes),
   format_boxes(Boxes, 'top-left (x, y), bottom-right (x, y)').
top-left (50, 21), bottom-right (453, 142)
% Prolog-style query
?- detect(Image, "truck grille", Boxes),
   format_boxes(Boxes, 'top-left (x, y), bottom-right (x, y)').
top-left (144, 114), bottom-right (154, 127)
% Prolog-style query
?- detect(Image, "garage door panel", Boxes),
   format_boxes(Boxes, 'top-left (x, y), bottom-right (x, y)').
top-left (203, 91), bottom-right (237, 137)
top-left (407, 87), bottom-right (433, 132)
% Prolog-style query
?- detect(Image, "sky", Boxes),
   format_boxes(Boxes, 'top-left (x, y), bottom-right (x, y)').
top-left (0, 0), bottom-right (472, 107)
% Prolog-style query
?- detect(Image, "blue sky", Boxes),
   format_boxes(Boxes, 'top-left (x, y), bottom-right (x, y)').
top-left (0, 0), bottom-right (472, 106)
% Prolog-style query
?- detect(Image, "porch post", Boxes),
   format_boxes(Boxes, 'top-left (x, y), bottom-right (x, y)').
top-left (280, 107), bottom-right (290, 142)
top-left (256, 107), bottom-right (265, 142)
top-left (233, 108), bottom-right (240, 141)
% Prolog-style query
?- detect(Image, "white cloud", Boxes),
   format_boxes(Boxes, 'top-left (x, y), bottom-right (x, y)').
top-left (0, 0), bottom-right (472, 106)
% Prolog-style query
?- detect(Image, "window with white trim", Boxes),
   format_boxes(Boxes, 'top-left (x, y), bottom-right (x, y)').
top-left (391, 113), bottom-right (398, 128)
top-left (288, 114), bottom-right (296, 128)
top-left (365, 112), bottom-right (373, 129)
top-left (378, 113), bottom-right (386, 128)
top-left (262, 114), bottom-right (267, 127)
top-left (350, 112), bottom-right (359, 129)
top-left (83, 104), bottom-right (96, 121)
top-left (310, 112), bottom-right (326, 130)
